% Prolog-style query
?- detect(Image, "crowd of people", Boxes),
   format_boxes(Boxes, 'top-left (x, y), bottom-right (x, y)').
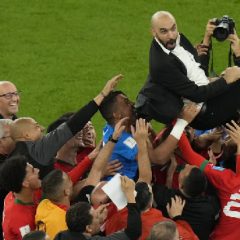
top-left (0, 10), bottom-right (240, 240)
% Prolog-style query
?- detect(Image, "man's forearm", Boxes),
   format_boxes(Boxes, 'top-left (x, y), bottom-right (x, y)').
top-left (67, 100), bottom-right (99, 135)
top-left (124, 203), bottom-right (142, 240)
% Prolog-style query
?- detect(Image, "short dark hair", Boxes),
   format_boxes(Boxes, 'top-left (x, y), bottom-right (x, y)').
top-left (22, 231), bottom-right (46, 240)
top-left (148, 221), bottom-right (177, 240)
top-left (182, 167), bottom-right (207, 197)
top-left (0, 155), bottom-right (27, 193)
top-left (66, 202), bottom-right (92, 232)
top-left (47, 112), bottom-right (75, 133)
top-left (42, 169), bottom-right (65, 201)
top-left (135, 182), bottom-right (152, 211)
top-left (99, 91), bottom-right (124, 124)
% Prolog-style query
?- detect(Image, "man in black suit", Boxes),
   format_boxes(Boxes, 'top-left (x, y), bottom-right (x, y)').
top-left (136, 11), bottom-right (240, 130)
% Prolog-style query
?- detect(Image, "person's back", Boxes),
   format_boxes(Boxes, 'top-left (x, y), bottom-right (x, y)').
top-left (105, 206), bottom-right (164, 240)
top-left (35, 199), bottom-right (67, 239)
top-left (35, 169), bottom-right (72, 239)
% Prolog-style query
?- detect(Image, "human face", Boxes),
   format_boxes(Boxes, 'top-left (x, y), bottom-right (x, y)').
top-left (88, 204), bottom-right (108, 235)
top-left (0, 124), bottom-right (15, 155)
top-left (152, 14), bottom-right (178, 50)
top-left (71, 122), bottom-right (96, 149)
top-left (82, 121), bottom-right (96, 148)
top-left (0, 82), bottom-right (20, 118)
top-left (114, 94), bottom-right (136, 126)
top-left (26, 118), bottom-right (45, 141)
top-left (24, 163), bottom-right (41, 190)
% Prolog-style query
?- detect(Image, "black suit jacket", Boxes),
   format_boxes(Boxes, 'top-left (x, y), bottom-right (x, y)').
top-left (136, 34), bottom-right (229, 123)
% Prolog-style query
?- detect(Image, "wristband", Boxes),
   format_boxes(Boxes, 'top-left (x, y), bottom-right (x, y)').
top-left (170, 118), bottom-right (188, 140)
top-left (108, 135), bottom-right (118, 143)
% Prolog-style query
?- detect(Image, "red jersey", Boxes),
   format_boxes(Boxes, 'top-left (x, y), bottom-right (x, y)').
top-left (179, 133), bottom-right (240, 240)
top-left (105, 207), bottom-right (198, 240)
top-left (2, 191), bottom-right (41, 240)
top-left (54, 147), bottom-right (93, 173)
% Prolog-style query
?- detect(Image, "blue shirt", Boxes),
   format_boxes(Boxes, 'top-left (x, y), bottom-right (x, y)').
top-left (103, 124), bottom-right (138, 180)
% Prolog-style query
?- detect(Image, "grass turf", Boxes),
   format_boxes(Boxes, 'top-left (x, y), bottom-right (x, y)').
top-left (0, 0), bottom-right (239, 138)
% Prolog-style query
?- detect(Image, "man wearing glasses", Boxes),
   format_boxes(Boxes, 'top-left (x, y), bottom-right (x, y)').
top-left (0, 81), bottom-right (19, 240)
top-left (0, 81), bottom-right (20, 120)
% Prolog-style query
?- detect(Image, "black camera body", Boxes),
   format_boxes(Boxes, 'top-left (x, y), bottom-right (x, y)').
top-left (213, 15), bottom-right (235, 41)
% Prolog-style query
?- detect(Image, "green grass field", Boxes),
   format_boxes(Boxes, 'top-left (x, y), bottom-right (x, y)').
top-left (0, 0), bottom-right (239, 138)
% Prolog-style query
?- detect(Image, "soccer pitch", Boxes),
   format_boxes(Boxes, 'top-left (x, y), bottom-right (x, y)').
top-left (0, 0), bottom-right (239, 137)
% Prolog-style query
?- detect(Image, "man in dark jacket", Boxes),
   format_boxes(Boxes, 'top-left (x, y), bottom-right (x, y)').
top-left (136, 11), bottom-right (240, 130)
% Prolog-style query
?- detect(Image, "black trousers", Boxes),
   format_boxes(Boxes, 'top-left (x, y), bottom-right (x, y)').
top-left (190, 81), bottom-right (240, 130)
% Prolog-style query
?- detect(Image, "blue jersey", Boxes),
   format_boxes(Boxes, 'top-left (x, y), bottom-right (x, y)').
top-left (103, 124), bottom-right (138, 180)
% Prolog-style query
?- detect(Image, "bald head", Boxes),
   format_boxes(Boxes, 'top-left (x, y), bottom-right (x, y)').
top-left (151, 11), bottom-right (178, 50)
top-left (151, 11), bottom-right (175, 27)
top-left (90, 181), bottom-right (109, 206)
top-left (11, 117), bottom-right (44, 141)
top-left (0, 81), bottom-right (20, 119)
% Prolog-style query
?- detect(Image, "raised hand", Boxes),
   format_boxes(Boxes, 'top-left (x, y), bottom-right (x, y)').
top-left (112, 117), bottom-right (128, 140)
top-left (121, 175), bottom-right (135, 203)
top-left (179, 103), bottom-right (200, 123)
top-left (101, 74), bottom-right (123, 97)
top-left (131, 118), bottom-right (149, 143)
top-left (166, 196), bottom-right (186, 218)
top-left (226, 120), bottom-right (240, 145)
top-left (103, 159), bottom-right (123, 176)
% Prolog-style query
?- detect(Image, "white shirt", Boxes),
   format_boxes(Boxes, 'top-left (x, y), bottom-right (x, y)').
top-left (155, 35), bottom-right (209, 107)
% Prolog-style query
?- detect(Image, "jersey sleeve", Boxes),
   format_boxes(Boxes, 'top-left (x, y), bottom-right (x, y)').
top-left (68, 156), bottom-right (92, 184)
top-left (179, 133), bottom-right (236, 191)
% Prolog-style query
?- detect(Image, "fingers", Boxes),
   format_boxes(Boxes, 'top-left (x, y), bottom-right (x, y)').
top-left (106, 160), bottom-right (123, 175)
top-left (102, 74), bottom-right (124, 96)
top-left (115, 117), bottom-right (129, 129)
top-left (109, 74), bottom-right (124, 89)
top-left (130, 125), bottom-right (136, 137)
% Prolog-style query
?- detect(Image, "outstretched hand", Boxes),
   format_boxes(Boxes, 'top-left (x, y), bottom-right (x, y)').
top-left (226, 120), bottom-right (240, 146)
top-left (101, 74), bottom-right (123, 97)
top-left (121, 175), bottom-right (136, 203)
top-left (167, 196), bottom-right (186, 218)
top-left (131, 118), bottom-right (149, 143)
top-left (112, 117), bottom-right (128, 140)
top-left (179, 103), bottom-right (200, 123)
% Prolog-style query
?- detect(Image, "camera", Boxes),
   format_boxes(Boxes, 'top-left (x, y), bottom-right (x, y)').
top-left (213, 15), bottom-right (235, 41)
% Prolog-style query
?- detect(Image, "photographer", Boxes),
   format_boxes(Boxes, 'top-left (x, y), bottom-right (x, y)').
top-left (196, 17), bottom-right (240, 73)
top-left (136, 11), bottom-right (240, 130)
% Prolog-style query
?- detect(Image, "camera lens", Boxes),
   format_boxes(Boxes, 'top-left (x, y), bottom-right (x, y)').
top-left (213, 27), bottom-right (229, 41)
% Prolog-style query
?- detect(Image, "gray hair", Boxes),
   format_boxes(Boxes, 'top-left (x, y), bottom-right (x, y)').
top-left (148, 221), bottom-right (177, 240)
top-left (0, 119), bottom-right (13, 139)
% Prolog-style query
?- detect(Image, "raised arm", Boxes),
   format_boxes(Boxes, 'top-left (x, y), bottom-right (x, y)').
top-left (29, 74), bottom-right (123, 166)
top-left (85, 118), bottom-right (127, 186)
top-left (131, 118), bottom-right (151, 184)
top-left (149, 103), bottom-right (200, 165)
